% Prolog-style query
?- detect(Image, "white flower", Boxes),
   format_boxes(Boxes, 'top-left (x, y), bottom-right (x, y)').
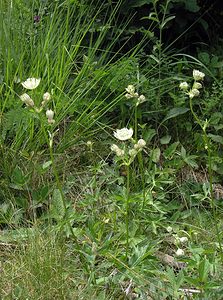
top-left (179, 82), bottom-right (189, 91)
top-left (111, 144), bottom-right (124, 156)
top-left (193, 82), bottom-right (202, 89)
top-left (125, 85), bottom-right (139, 99)
top-left (111, 144), bottom-right (120, 152)
top-left (21, 77), bottom-right (41, 90)
top-left (137, 94), bottom-right (146, 106)
top-left (166, 226), bottom-right (173, 233)
top-left (175, 248), bottom-right (185, 256)
top-left (46, 109), bottom-right (54, 120)
top-left (114, 128), bottom-right (133, 141)
top-left (188, 88), bottom-right (200, 99)
top-left (134, 139), bottom-right (146, 150)
top-left (116, 148), bottom-right (125, 157)
top-left (193, 70), bottom-right (205, 81)
top-left (129, 149), bottom-right (137, 156)
top-left (20, 93), bottom-right (35, 107)
top-left (179, 237), bottom-right (188, 243)
top-left (125, 85), bottom-right (135, 94)
top-left (43, 92), bottom-right (51, 101)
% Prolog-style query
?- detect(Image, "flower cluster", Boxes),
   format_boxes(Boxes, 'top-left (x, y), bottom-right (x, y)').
top-left (179, 69), bottom-right (205, 99)
top-left (124, 85), bottom-right (146, 106)
top-left (19, 77), bottom-right (55, 124)
top-left (111, 127), bottom-right (146, 161)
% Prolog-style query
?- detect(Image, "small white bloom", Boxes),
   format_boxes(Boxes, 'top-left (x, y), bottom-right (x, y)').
top-left (193, 82), bottom-right (202, 89)
top-left (111, 144), bottom-right (124, 156)
top-left (179, 82), bottom-right (189, 91)
top-left (20, 93), bottom-right (35, 107)
top-left (137, 94), bottom-right (146, 106)
top-left (134, 139), bottom-right (146, 150)
top-left (166, 226), bottom-right (173, 233)
top-left (125, 85), bottom-right (135, 94)
top-left (129, 149), bottom-right (137, 156)
top-left (125, 93), bottom-right (134, 99)
top-left (188, 88), bottom-right (200, 99)
top-left (46, 109), bottom-right (54, 120)
top-left (43, 92), bottom-right (51, 101)
top-left (21, 78), bottom-right (41, 90)
top-left (116, 148), bottom-right (125, 157)
top-left (179, 236), bottom-right (188, 243)
top-left (111, 144), bottom-right (120, 152)
top-left (114, 128), bottom-right (133, 141)
top-left (193, 70), bottom-right (205, 81)
top-left (175, 248), bottom-right (185, 256)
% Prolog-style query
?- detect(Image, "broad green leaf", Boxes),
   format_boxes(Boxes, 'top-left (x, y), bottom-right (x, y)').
top-left (51, 189), bottom-right (65, 220)
top-left (163, 107), bottom-right (190, 123)
top-left (160, 135), bottom-right (171, 144)
top-left (152, 147), bottom-right (161, 163)
top-left (164, 142), bottom-right (179, 159)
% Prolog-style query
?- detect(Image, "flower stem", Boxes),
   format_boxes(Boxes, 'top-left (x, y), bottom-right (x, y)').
top-left (125, 164), bottom-right (130, 261)
top-left (189, 98), bottom-right (223, 262)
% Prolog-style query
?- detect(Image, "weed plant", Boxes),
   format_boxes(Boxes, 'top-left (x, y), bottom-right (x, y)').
top-left (1, 0), bottom-right (223, 299)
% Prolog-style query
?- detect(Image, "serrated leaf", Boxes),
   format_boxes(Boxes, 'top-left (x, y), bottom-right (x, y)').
top-left (163, 107), bottom-right (190, 123)
top-left (208, 134), bottom-right (223, 145)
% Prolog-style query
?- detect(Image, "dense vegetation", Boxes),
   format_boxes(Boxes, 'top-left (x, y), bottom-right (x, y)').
top-left (1, 0), bottom-right (223, 299)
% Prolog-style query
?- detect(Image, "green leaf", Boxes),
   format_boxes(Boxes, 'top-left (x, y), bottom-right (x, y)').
top-left (51, 189), bottom-right (65, 220)
top-left (184, 0), bottom-right (200, 12)
top-left (208, 134), bottom-right (223, 145)
top-left (164, 142), bottom-right (179, 159)
top-left (152, 148), bottom-right (161, 163)
top-left (160, 135), bottom-right (171, 145)
top-left (163, 107), bottom-right (190, 123)
top-left (129, 0), bottom-right (153, 7)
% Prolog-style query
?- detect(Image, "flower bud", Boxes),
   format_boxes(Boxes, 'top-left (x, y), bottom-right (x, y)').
top-left (193, 82), bottom-right (202, 89)
top-left (20, 93), bottom-right (35, 107)
top-left (175, 248), bottom-right (185, 256)
top-left (188, 88), bottom-right (200, 99)
top-left (43, 92), bottom-right (51, 101)
top-left (193, 70), bottom-right (205, 81)
top-left (179, 82), bottom-right (189, 91)
top-left (179, 237), bottom-right (188, 243)
top-left (46, 109), bottom-right (54, 120)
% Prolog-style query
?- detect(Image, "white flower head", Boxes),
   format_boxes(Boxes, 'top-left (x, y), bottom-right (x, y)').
top-left (188, 88), bottom-right (200, 99)
top-left (166, 226), bottom-right (173, 233)
top-left (20, 93), bottom-right (35, 107)
top-left (43, 92), bottom-right (51, 101)
top-left (116, 148), bottom-right (125, 157)
top-left (46, 109), bottom-right (54, 120)
top-left (134, 139), bottom-right (146, 150)
top-left (179, 236), bottom-right (188, 243)
top-left (114, 128), bottom-right (133, 141)
top-left (193, 70), bottom-right (205, 81)
top-left (179, 82), bottom-right (189, 91)
top-left (175, 248), bottom-right (185, 256)
top-left (111, 144), bottom-right (120, 152)
top-left (193, 82), bottom-right (202, 89)
top-left (21, 78), bottom-right (41, 90)
top-left (125, 85), bottom-right (135, 94)
top-left (137, 94), bottom-right (146, 106)
top-left (111, 144), bottom-right (124, 156)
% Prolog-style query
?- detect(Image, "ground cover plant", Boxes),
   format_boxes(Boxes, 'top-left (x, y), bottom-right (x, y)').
top-left (1, 0), bottom-right (223, 299)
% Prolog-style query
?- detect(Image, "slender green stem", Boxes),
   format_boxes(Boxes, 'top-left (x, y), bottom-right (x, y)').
top-left (189, 98), bottom-right (223, 261)
top-left (125, 164), bottom-right (130, 261)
